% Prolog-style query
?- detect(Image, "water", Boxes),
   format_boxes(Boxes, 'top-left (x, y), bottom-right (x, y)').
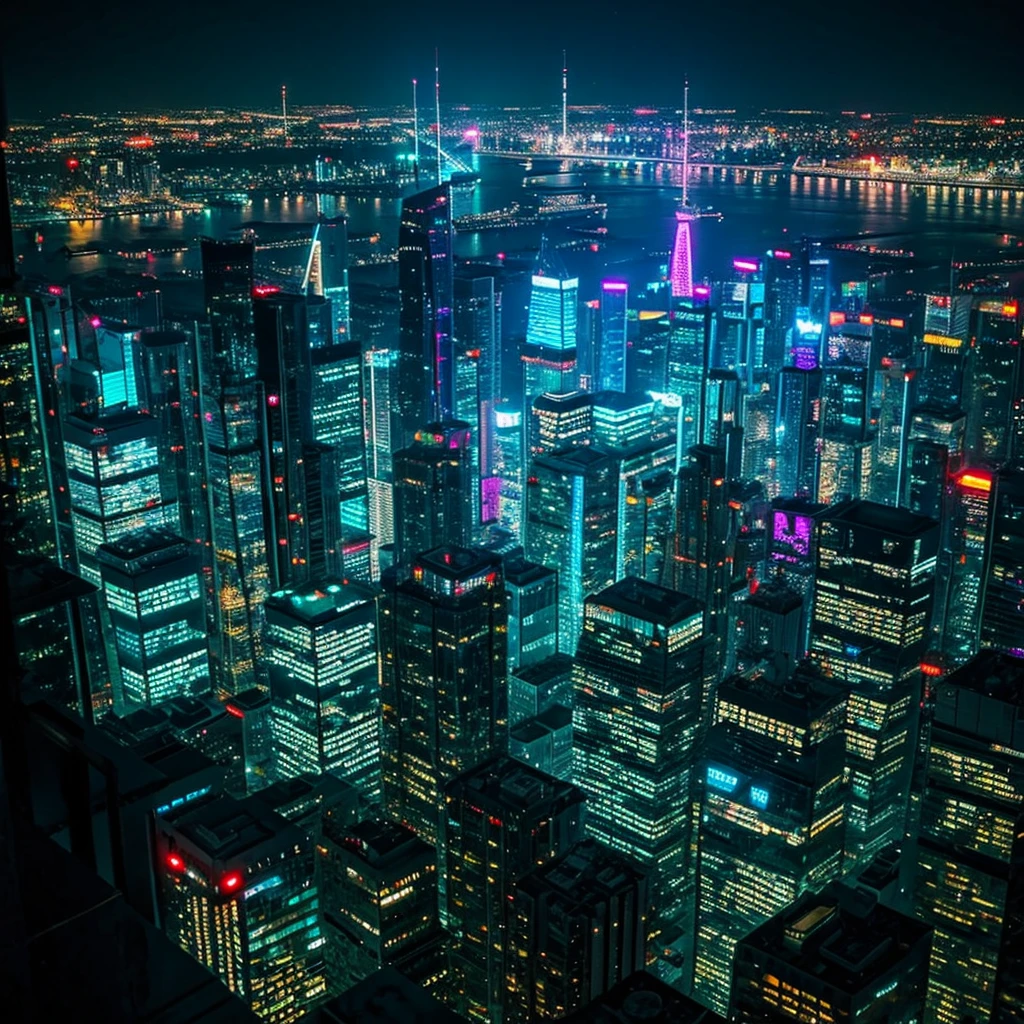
top-left (16, 156), bottom-right (1024, 296)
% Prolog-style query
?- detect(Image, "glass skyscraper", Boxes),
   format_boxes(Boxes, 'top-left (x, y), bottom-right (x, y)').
top-left (523, 238), bottom-right (579, 405)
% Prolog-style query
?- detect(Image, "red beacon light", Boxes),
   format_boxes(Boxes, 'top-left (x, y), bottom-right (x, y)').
top-left (220, 872), bottom-right (242, 893)
top-left (166, 852), bottom-right (185, 872)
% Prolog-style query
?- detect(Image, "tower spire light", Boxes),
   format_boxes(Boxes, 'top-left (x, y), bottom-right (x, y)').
top-left (561, 50), bottom-right (568, 149)
top-left (412, 78), bottom-right (419, 172)
top-left (434, 49), bottom-right (442, 186)
top-left (281, 84), bottom-right (288, 145)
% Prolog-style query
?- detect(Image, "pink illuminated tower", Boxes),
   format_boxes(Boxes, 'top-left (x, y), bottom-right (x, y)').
top-left (669, 81), bottom-right (694, 298)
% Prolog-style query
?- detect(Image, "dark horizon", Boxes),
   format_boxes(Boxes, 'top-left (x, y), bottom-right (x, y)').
top-left (5, 0), bottom-right (1020, 118)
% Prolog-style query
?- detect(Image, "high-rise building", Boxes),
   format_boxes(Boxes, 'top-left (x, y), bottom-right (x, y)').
top-left (494, 405), bottom-right (524, 538)
top-left (157, 792), bottom-right (326, 1022)
top-left (597, 281), bottom-right (628, 392)
top-left (263, 579), bottom-right (381, 798)
top-left (529, 391), bottom-right (592, 457)
top-left (527, 446), bottom-right (618, 654)
top-left (201, 238), bottom-right (256, 379)
top-left (503, 554), bottom-right (559, 674)
top-left (443, 756), bottom-right (586, 1022)
top-left (380, 546), bottom-right (507, 843)
top-left (809, 501), bottom-right (939, 867)
top-left (510, 838), bottom-right (647, 1021)
top-left (509, 652), bottom-right (575, 727)
top-left (731, 886), bottom-right (931, 1024)
top-left (314, 215), bottom-right (350, 342)
top-left (733, 576), bottom-right (804, 676)
top-left (509, 704), bottom-right (573, 780)
top-left (979, 467), bottom-right (1024, 657)
top-left (763, 247), bottom-right (799, 370)
top-left (915, 650), bottom-right (1024, 1024)
top-left (666, 292), bottom-right (712, 457)
top-left (523, 238), bottom-right (579, 405)
top-left (363, 341), bottom-right (399, 571)
top-left (200, 379), bottom-right (271, 695)
top-left (693, 665), bottom-right (846, 1013)
top-left (97, 527), bottom-right (210, 710)
top-left (392, 421), bottom-right (473, 567)
top-left (572, 578), bottom-right (707, 980)
top-left (398, 184), bottom-right (455, 435)
top-left (319, 816), bottom-right (445, 993)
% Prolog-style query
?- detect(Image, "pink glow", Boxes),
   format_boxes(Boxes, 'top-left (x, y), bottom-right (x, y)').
top-left (602, 281), bottom-right (628, 292)
top-left (463, 128), bottom-right (479, 139)
top-left (89, 316), bottom-right (102, 328)
top-left (733, 259), bottom-right (759, 273)
top-left (669, 211), bottom-right (694, 299)
top-left (693, 284), bottom-right (710, 298)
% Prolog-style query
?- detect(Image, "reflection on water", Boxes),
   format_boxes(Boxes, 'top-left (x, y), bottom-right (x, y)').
top-left (17, 157), bottom-right (1024, 290)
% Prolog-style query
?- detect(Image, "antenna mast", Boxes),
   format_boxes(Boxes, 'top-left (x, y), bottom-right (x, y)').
top-left (434, 49), bottom-right (442, 186)
top-left (281, 85), bottom-right (288, 145)
top-left (682, 79), bottom-right (689, 207)
top-left (561, 51), bottom-right (568, 149)
top-left (412, 79), bottom-right (419, 170)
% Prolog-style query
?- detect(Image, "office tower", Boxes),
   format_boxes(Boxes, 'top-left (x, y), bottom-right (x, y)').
top-left (979, 467), bottom-right (1024, 656)
top-left (64, 410), bottom-right (175, 588)
top-left (809, 501), bottom-right (939, 867)
top-left (227, 686), bottom-right (275, 792)
top-left (91, 322), bottom-right (142, 411)
top-left (802, 244), bottom-right (831, 354)
top-left (741, 380), bottom-right (775, 489)
top-left (380, 546), bottom-right (507, 843)
top-left (201, 238), bottom-right (256, 379)
top-left (733, 576), bottom-right (804, 676)
top-left (263, 579), bottom-right (381, 797)
top-left (157, 793), bottom-right (325, 1022)
top-left (529, 391), bottom-right (593, 456)
top-left (523, 238), bottom-right (579, 404)
top-left (257, 772), bottom-right (368, 843)
top-left (597, 281), bottom-right (628, 392)
top-left (363, 341), bottom-right (398, 569)
top-left (314, 967), bottom-right (464, 1023)
top-left (392, 421), bottom-right (473, 566)
top-left (670, 444), bottom-right (732, 685)
top-left (561, 972), bottom-right (714, 1024)
top-left (510, 838), bottom-right (647, 1021)
top-left (915, 650), bottom-right (1024, 1024)
top-left (503, 554), bottom-right (559, 674)
top-left (201, 380), bottom-right (270, 695)
top-left (573, 578), bottom-right (707, 980)
top-left (319, 817), bottom-right (445, 993)
top-left (964, 297), bottom-right (1022, 466)
top-left (629, 310), bottom-right (669, 397)
top-left (455, 267), bottom-right (502, 522)
top-left (870, 359), bottom-right (912, 507)
top-left (509, 704), bottom-right (573, 780)
top-left (666, 292), bottom-right (712, 456)
top-left (134, 329), bottom-right (206, 546)
top-left (527, 447), bottom-right (618, 655)
top-left (693, 665), bottom-right (846, 1013)
top-left (906, 407), bottom-right (965, 518)
top-left (716, 259), bottom-right (766, 387)
top-left (314, 215), bottom-right (350, 341)
top-left (443, 756), bottom-right (586, 1022)
top-left (295, 441), bottom-right (343, 581)
top-left (494, 405), bottom-right (524, 538)
top-left (670, 210), bottom-right (695, 301)
top-left (731, 886), bottom-right (932, 1024)
top-left (97, 527), bottom-right (209, 709)
top-left (454, 346), bottom-right (484, 527)
top-left (767, 499), bottom-right (828, 655)
top-left (702, 368), bottom-right (742, 460)
top-left (509, 652), bottom-right (574, 726)
top-left (918, 324), bottom-right (968, 412)
top-left (310, 337), bottom-right (369, 550)
top-left (763, 247), bottom-right (799, 370)
top-left (397, 184), bottom-right (454, 435)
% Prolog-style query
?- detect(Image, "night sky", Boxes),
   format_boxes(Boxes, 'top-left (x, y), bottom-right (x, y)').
top-left (4, 0), bottom-right (1019, 116)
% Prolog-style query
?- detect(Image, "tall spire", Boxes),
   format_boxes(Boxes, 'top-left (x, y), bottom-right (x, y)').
top-left (434, 49), bottom-right (442, 186)
top-left (682, 78), bottom-right (690, 208)
top-left (670, 79), bottom-right (695, 299)
top-left (561, 51), bottom-right (568, 149)
top-left (412, 78), bottom-right (420, 172)
top-left (281, 84), bottom-right (288, 146)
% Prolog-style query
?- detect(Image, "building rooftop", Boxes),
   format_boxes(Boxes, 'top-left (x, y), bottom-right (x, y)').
top-left (413, 545), bottom-right (500, 582)
top-left (97, 527), bottom-right (193, 569)
top-left (772, 496), bottom-right (829, 518)
top-left (825, 499), bottom-right (938, 539)
top-left (327, 817), bottom-right (432, 866)
top-left (512, 653), bottom-right (576, 688)
top-left (738, 885), bottom-right (931, 997)
top-left (519, 837), bottom-right (645, 907)
top-left (591, 390), bottom-right (654, 414)
top-left (449, 756), bottom-right (585, 815)
top-left (747, 579), bottom-right (803, 615)
top-left (934, 649), bottom-right (1024, 747)
top-left (314, 965), bottom-right (463, 1024)
top-left (503, 553), bottom-right (557, 588)
top-left (510, 703), bottom-right (573, 744)
top-left (163, 793), bottom-right (301, 863)
top-left (265, 578), bottom-right (378, 625)
top-left (6, 553), bottom-right (95, 617)
top-left (532, 391), bottom-right (593, 413)
top-left (538, 445), bottom-right (615, 473)
top-left (135, 328), bottom-right (190, 350)
top-left (587, 577), bottom-right (703, 629)
top-left (561, 970), bottom-right (717, 1023)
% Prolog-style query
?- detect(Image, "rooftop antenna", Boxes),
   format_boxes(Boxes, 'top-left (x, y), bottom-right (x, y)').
top-left (561, 50), bottom-right (568, 150)
top-left (682, 78), bottom-right (690, 208)
top-left (434, 49), bottom-right (442, 186)
top-left (281, 84), bottom-right (288, 145)
top-left (412, 78), bottom-right (420, 172)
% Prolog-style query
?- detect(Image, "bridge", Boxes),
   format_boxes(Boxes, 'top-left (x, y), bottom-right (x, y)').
top-left (791, 159), bottom-right (1024, 194)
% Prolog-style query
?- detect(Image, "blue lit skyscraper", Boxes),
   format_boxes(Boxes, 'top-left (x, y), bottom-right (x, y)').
top-left (523, 237), bottom-right (579, 404)
top-left (597, 280), bottom-right (628, 392)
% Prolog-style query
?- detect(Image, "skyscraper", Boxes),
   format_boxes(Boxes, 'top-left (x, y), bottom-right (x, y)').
top-left (979, 467), bottom-right (1024, 657)
top-left (503, 554), bottom-right (559, 674)
top-left (693, 664), bottom-right (846, 1013)
top-left (97, 528), bottom-right (210, 710)
top-left (443, 756), bottom-right (586, 1022)
top-left (398, 184), bottom-right (454, 434)
top-left (201, 238), bottom-right (256, 379)
top-left (510, 838), bottom-right (647, 1021)
top-left (666, 292), bottom-right (712, 457)
top-left (380, 546), bottom-right (508, 843)
top-left (526, 446), bottom-right (618, 655)
top-left (597, 281), bottom-right (628, 392)
top-left (391, 421), bottom-right (474, 567)
top-left (915, 650), bottom-right (1024, 1024)
top-left (157, 793), bottom-right (326, 1022)
top-left (522, 238), bottom-right (579, 405)
top-left (572, 577), bottom-right (708, 981)
top-left (263, 579), bottom-right (381, 797)
top-left (809, 500), bottom-right (939, 867)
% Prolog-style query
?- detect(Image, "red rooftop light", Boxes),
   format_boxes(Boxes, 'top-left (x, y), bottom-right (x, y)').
top-left (166, 853), bottom-right (185, 872)
top-left (220, 872), bottom-right (242, 893)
